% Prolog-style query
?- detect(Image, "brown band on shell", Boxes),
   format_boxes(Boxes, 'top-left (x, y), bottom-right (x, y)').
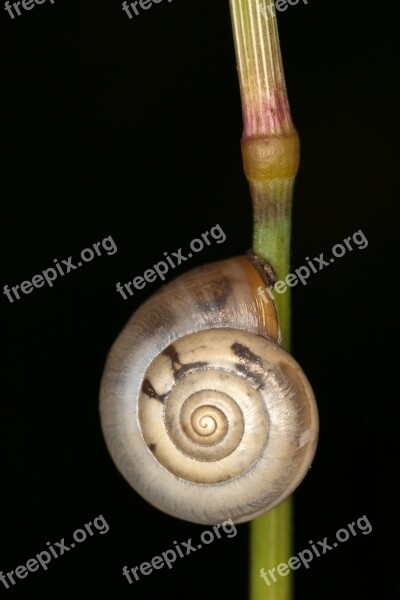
top-left (231, 342), bottom-right (265, 388)
top-left (142, 378), bottom-right (168, 404)
top-left (199, 275), bottom-right (232, 311)
top-left (163, 345), bottom-right (208, 381)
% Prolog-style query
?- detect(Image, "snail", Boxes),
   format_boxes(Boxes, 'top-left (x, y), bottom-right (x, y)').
top-left (99, 253), bottom-right (319, 525)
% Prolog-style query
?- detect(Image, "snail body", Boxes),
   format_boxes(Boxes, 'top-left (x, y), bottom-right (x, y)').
top-left (99, 255), bottom-right (318, 525)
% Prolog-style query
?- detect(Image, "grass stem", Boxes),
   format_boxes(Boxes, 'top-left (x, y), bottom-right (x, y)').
top-left (229, 2), bottom-right (301, 598)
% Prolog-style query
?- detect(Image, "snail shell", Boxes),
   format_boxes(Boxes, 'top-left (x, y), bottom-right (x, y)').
top-left (100, 256), bottom-right (318, 525)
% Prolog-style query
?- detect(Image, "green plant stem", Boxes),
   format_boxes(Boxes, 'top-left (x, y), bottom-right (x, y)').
top-left (250, 190), bottom-right (293, 600)
top-left (249, 498), bottom-right (293, 600)
top-left (251, 177), bottom-right (294, 346)
top-left (249, 181), bottom-right (294, 600)
top-left (229, 1), bottom-right (300, 599)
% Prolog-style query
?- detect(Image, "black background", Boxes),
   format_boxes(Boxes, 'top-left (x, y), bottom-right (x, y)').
top-left (1, 1), bottom-right (398, 598)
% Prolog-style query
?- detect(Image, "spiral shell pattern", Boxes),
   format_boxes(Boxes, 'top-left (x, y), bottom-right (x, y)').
top-left (100, 257), bottom-right (319, 524)
top-left (139, 329), bottom-right (270, 484)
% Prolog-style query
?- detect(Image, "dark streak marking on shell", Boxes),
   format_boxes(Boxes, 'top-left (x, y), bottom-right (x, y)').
top-left (191, 275), bottom-right (233, 320)
top-left (162, 345), bottom-right (181, 369)
top-left (149, 443), bottom-right (157, 453)
top-left (231, 342), bottom-right (264, 368)
top-left (178, 361), bottom-right (209, 379)
top-left (142, 378), bottom-right (167, 403)
top-left (234, 363), bottom-right (264, 387)
top-left (231, 342), bottom-right (265, 387)
top-left (163, 345), bottom-right (208, 381)
top-left (204, 276), bottom-right (232, 310)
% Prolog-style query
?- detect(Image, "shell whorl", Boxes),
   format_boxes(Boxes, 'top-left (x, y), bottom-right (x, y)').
top-left (100, 256), bottom-right (318, 524)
